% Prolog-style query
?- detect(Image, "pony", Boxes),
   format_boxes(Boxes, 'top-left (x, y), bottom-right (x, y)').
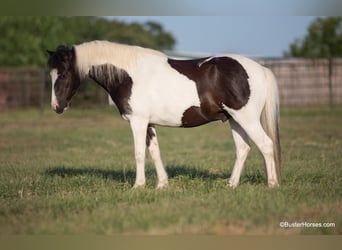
top-left (47, 40), bottom-right (281, 189)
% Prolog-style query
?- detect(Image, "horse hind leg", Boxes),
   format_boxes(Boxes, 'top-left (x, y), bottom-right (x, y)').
top-left (223, 106), bottom-right (279, 187)
top-left (228, 119), bottom-right (250, 188)
top-left (146, 125), bottom-right (168, 189)
top-left (235, 118), bottom-right (279, 187)
top-left (250, 123), bottom-right (279, 187)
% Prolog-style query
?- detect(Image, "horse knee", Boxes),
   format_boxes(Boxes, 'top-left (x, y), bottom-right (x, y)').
top-left (236, 143), bottom-right (250, 161)
top-left (259, 138), bottom-right (273, 157)
top-left (135, 151), bottom-right (145, 164)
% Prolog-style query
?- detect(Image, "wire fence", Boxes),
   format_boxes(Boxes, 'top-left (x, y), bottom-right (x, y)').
top-left (0, 58), bottom-right (341, 111)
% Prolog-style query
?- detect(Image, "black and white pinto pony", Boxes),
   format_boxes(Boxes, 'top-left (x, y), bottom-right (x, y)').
top-left (47, 40), bottom-right (281, 189)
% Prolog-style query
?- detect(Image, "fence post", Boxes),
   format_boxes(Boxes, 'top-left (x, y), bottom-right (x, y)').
top-left (39, 69), bottom-right (45, 115)
top-left (328, 57), bottom-right (333, 109)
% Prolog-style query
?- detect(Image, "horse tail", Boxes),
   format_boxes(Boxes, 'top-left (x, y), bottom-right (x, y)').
top-left (261, 67), bottom-right (281, 183)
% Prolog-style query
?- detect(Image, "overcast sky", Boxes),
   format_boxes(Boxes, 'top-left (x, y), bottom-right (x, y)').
top-left (109, 16), bottom-right (316, 58)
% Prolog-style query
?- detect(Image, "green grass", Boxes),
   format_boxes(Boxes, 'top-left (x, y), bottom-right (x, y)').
top-left (0, 107), bottom-right (341, 234)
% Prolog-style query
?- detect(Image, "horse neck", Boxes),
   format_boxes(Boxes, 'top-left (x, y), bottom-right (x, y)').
top-left (73, 41), bottom-right (164, 80)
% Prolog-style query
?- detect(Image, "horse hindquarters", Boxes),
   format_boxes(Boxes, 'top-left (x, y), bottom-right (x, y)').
top-left (223, 62), bottom-right (280, 187)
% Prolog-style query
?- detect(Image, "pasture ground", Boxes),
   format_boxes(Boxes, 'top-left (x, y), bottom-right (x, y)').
top-left (0, 107), bottom-right (341, 234)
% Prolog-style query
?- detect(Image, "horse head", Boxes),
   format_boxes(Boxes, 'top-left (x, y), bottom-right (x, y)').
top-left (47, 46), bottom-right (81, 114)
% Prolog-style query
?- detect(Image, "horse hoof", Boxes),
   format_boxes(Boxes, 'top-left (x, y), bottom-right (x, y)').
top-left (227, 181), bottom-right (239, 189)
top-left (268, 182), bottom-right (280, 188)
top-left (156, 181), bottom-right (169, 190)
top-left (133, 183), bottom-right (145, 189)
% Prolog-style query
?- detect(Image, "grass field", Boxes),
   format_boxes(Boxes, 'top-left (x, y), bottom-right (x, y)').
top-left (0, 107), bottom-right (341, 234)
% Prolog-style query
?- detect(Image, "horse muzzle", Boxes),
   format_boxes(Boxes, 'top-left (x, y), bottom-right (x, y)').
top-left (51, 101), bottom-right (68, 114)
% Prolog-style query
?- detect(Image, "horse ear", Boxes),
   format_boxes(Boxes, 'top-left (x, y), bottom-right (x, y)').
top-left (46, 50), bottom-right (54, 56)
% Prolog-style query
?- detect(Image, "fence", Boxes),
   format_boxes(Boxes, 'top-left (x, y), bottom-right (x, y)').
top-left (260, 58), bottom-right (342, 107)
top-left (0, 68), bottom-right (107, 111)
top-left (0, 68), bottom-right (45, 111)
top-left (0, 58), bottom-right (342, 111)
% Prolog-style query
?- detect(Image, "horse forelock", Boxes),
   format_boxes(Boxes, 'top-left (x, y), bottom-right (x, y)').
top-left (48, 46), bottom-right (77, 74)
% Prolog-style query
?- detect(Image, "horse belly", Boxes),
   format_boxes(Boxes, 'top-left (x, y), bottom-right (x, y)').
top-left (129, 63), bottom-right (201, 126)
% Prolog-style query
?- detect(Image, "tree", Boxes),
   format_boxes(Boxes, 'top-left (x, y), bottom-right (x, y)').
top-left (284, 17), bottom-right (342, 58)
top-left (144, 21), bottom-right (175, 50)
top-left (0, 17), bottom-right (64, 66)
top-left (0, 17), bottom-right (176, 67)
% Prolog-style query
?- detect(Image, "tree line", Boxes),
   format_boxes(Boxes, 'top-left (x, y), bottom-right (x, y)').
top-left (1, 16), bottom-right (341, 68)
top-left (284, 17), bottom-right (342, 58)
top-left (0, 16), bottom-right (176, 67)
top-left (1, 16), bottom-right (341, 108)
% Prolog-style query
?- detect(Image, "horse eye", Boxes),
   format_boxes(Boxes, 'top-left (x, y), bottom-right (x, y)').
top-left (59, 73), bottom-right (66, 79)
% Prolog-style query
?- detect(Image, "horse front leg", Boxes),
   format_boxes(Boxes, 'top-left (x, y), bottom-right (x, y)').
top-left (130, 117), bottom-right (148, 188)
top-left (146, 125), bottom-right (168, 189)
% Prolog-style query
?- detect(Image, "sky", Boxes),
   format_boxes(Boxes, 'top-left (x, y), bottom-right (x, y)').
top-left (110, 16), bottom-right (317, 58)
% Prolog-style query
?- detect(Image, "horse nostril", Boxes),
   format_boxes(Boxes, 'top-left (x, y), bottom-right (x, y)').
top-left (51, 102), bottom-right (58, 111)
top-left (51, 101), bottom-right (64, 114)
top-left (55, 108), bottom-right (64, 114)
top-left (54, 105), bottom-right (65, 114)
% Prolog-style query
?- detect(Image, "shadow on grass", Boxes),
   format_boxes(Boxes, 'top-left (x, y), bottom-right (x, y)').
top-left (45, 166), bottom-right (137, 185)
top-left (45, 165), bottom-right (266, 185)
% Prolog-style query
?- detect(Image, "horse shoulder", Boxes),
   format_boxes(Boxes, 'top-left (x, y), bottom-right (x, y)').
top-left (128, 56), bottom-right (202, 126)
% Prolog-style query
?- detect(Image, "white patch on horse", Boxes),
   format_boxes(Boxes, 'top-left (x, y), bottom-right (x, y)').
top-left (74, 40), bottom-right (164, 79)
top-left (73, 41), bottom-right (201, 126)
top-left (50, 68), bottom-right (58, 110)
top-left (128, 55), bottom-right (201, 126)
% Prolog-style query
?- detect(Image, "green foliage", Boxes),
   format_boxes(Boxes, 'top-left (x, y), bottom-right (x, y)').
top-left (0, 107), bottom-right (341, 234)
top-left (285, 17), bottom-right (342, 58)
top-left (0, 16), bottom-right (176, 67)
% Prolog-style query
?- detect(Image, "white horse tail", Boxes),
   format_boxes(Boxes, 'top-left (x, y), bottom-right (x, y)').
top-left (261, 67), bottom-right (281, 182)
